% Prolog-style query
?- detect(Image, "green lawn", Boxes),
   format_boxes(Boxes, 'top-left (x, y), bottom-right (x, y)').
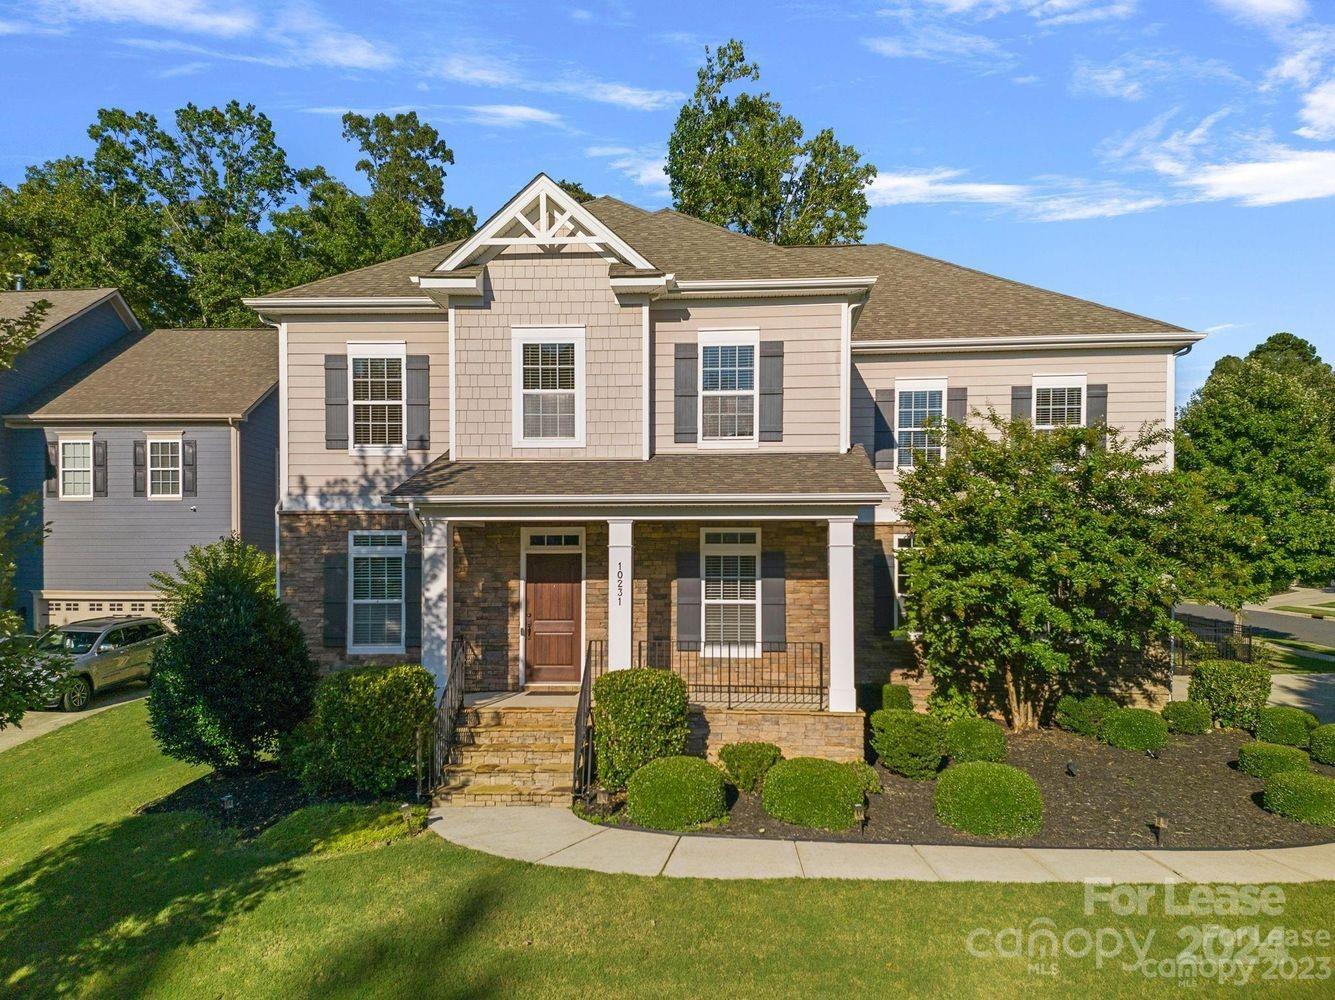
top-left (4, 704), bottom-right (1335, 997)
top-left (1263, 638), bottom-right (1335, 673)
top-left (1273, 606), bottom-right (1333, 618)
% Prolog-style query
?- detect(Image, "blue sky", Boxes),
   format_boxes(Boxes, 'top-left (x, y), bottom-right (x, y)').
top-left (2, 0), bottom-right (1333, 402)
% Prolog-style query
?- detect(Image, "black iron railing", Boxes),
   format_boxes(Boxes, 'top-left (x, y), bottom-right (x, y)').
top-left (636, 640), bottom-right (826, 709)
top-left (1175, 613), bottom-right (1255, 671)
top-left (572, 639), bottom-right (605, 802)
top-left (417, 638), bottom-right (470, 801)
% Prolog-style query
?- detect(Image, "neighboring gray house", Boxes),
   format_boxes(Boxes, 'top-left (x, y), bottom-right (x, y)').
top-left (4, 325), bottom-right (278, 628)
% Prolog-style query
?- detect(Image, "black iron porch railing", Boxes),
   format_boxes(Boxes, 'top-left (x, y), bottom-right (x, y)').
top-left (1175, 613), bottom-right (1255, 672)
top-left (636, 640), bottom-right (826, 709)
top-left (417, 638), bottom-right (470, 801)
top-left (571, 639), bottom-right (605, 802)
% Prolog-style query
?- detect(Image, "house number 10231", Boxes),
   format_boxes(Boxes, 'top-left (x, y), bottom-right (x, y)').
top-left (615, 563), bottom-right (624, 607)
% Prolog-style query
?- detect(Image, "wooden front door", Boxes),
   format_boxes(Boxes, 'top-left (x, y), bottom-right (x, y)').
top-left (524, 553), bottom-right (582, 683)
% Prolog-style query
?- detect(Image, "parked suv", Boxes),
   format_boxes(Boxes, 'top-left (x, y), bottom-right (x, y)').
top-left (37, 616), bottom-right (169, 711)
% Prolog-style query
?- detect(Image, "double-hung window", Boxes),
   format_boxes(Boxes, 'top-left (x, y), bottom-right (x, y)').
top-left (348, 531), bottom-right (406, 653)
top-left (699, 332), bottom-right (757, 444)
top-left (1033, 375), bottom-right (1087, 430)
top-left (701, 529), bottom-right (760, 653)
top-left (147, 439), bottom-right (182, 498)
top-left (348, 345), bottom-right (406, 450)
top-left (895, 379), bottom-right (946, 469)
top-left (58, 439), bottom-right (93, 499)
top-left (513, 328), bottom-right (585, 446)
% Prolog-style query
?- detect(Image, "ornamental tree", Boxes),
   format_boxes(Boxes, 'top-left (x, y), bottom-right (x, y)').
top-left (898, 413), bottom-right (1196, 730)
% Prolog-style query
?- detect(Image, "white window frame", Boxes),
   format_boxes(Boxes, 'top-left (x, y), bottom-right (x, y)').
top-left (146, 436), bottom-right (183, 500)
top-left (511, 326), bottom-right (586, 448)
top-left (1032, 373), bottom-right (1088, 430)
top-left (347, 530), bottom-right (407, 656)
top-left (894, 377), bottom-right (947, 470)
top-left (698, 329), bottom-right (760, 449)
top-left (346, 341), bottom-right (407, 456)
top-left (699, 526), bottom-right (762, 658)
top-left (57, 436), bottom-right (94, 501)
top-left (891, 533), bottom-right (915, 630)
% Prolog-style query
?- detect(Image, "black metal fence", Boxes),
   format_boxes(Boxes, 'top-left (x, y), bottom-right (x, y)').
top-left (635, 640), bottom-right (827, 709)
top-left (571, 640), bottom-right (604, 802)
top-left (1175, 613), bottom-right (1255, 672)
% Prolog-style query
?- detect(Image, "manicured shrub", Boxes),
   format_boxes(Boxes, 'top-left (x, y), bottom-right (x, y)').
top-left (1053, 693), bottom-right (1117, 738)
top-left (1237, 741), bottom-right (1310, 781)
top-left (1161, 700), bottom-right (1212, 735)
top-left (925, 684), bottom-right (980, 725)
top-left (1263, 770), bottom-right (1335, 826)
top-left (882, 682), bottom-right (914, 712)
top-left (285, 664), bottom-right (435, 796)
top-left (1255, 706), bottom-right (1320, 748)
top-left (1310, 724), bottom-right (1335, 766)
top-left (718, 742), bottom-right (783, 793)
top-left (761, 757), bottom-right (865, 830)
top-left (934, 762), bottom-right (1043, 838)
top-left (945, 717), bottom-right (1006, 764)
top-left (148, 537), bottom-right (317, 770)
top-left (846, 759), bottom-right (882, 796)
top-left (625, 756), bottom-right (727, 831)
top-left (1188, 659), bottom-right (1271, 731)
top-left (1099, 707), bottom-right (1168, 752)
top-left (592, 668), bottom-right (690, 790)
top-left (869, 709), bottom-right (944, 780)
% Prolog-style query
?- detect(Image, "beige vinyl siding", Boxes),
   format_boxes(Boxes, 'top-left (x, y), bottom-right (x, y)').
top-left (852, 346), bottom-right (1174, 511)
top-left (285, 315), bottom-right (449, 506)
top-left (652, 298), bottom-right (843, 454)
top-left (453, 250), bottom-right (642, 460)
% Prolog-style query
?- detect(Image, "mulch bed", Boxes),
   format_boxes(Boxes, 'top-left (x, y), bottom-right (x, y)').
top-left (617, 729), bottom-right (1335, 849)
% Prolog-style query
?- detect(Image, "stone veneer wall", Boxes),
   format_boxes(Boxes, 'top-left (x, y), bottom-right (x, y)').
top-left (854, 522), bottom-right (928, 703)
top-left (687, 707), bottom-right (865, 763)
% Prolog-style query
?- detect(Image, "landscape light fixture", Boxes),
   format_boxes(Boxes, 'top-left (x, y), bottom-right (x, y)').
top-left (1065, 761), bottom-right (1077, 777)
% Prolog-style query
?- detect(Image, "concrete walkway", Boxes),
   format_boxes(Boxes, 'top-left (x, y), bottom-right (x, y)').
top-left (0, 687), bottom-right (146, 754)
top-left (1171, 672), bottom-right (1335, 722)
top-left (429, 806), bottom-right (1335, 883)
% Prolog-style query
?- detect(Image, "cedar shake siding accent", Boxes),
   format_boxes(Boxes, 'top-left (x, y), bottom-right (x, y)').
top-left (451, 249), bottom-right (643, 460)
top-left (652, 299), bottom-right (843, 454)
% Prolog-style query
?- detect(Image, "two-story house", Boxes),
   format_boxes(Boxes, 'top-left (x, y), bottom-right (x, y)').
top-left (245, 174), bottom-right (1202, 796)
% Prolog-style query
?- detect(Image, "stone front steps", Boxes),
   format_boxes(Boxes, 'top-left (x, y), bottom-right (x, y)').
top-left (434, 703), bottom-right (576, 807)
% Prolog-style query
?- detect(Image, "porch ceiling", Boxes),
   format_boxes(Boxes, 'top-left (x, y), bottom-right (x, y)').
top-left (386, 446), bottom-right (886, 506)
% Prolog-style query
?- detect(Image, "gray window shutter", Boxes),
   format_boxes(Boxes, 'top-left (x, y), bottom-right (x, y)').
top-left (182, 439), bottom-right (197, 497)
top-left (406, 355), bottom-right (430, 451)
top-left (874, 389), bottom-right (896, 469)
top-left (323, 553), bottom-right (348, 648)
top-left (325, 354), bottom-right (349, 450)
top-left (760, 551), bottom-right (786, 651)
top-left (675, 551), bottom-right (701, 651)
top-left (947, 387), bottom-right (968, 424)
top-left (92, 439), bottom-right (108, 497)
top-left (1087, 383), bottom-right (1109, 448)
top-left (404, 549), bottom-right (422, 648)
top-left (758, 341), bottom-right (784, 442)
top-left (673, 343), bottom-right (697, 443)
top-left (1011, 385), bottom-right (1032, 422)
top-left (872, 542), bottom-right (893, 632)
top-left (132, 440), bottom-right (146, 497)
top-left (45, 442), bottom-right (58, 497)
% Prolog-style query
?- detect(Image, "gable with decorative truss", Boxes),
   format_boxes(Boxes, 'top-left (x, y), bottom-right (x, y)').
top-left (436, 173), bottom-right (655, 273)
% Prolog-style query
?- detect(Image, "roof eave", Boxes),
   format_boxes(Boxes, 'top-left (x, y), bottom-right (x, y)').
top-left (852, 331), bottom-right (1206, 354)
top-left (385, 491), bottom-right (887, 506)
top-left (241, 296), bottom-right (441, 315)
top-left (666, 276), bottom-right (877, 299)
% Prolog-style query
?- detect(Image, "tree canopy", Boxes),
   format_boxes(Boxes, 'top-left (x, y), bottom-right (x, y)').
top-left (667, 39), bottom-right (876, 246)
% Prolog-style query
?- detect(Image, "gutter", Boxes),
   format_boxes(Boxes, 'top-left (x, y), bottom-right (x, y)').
top-left (385, 491), bottom-right (888, 507)
top-left (853, 331), bottom-right (1207, 354)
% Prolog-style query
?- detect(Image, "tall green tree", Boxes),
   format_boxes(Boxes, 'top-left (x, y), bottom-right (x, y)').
top-left (556, 179), bottom-right (595, 204)
top-left (899, 414), bottom-right (1196, 729)
top-left (1177, 358), bottom-right (1335, 615)
top-left (1246, 332), bottom-right (1335, 440)
top-left (667, 39), bottom-right (876, 245)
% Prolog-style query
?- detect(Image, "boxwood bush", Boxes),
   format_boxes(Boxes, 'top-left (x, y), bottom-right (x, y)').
top-left (1255, 706), bottom-right (1320, 748)
top-left (625, 756), bottom-right (727, 831)
top-left (1188, 659), bottom-right (1271, 731)
top-left (934, 762), bottom-right (1043, 838)
top-left (592, 668), bottom-right (690, 790)
top-left (846, 759), bottom-right (882, 796)
top-left (1263, 770), bottom-right (1335, 826)
top-left (925, 685), bottom-right (980, 725)
top-left (1237, 741), bottom-right (1310, 780)
top-left (882, 683), bottom-right (914, 712)
top-left (869, 709), bottom-right (944, 780)
top-left (1161, 700), bottom-right (1212, 735)
top-left (945, 717), bottom-right (1006, 764)
top-left (718, 742), bottom-right (783, 793)
top-left (1311, 724), bottom-right (1335, 766)
top-left (286, 664), bottom-right (435, 796)
top-left (1053, 693), bottom-right (1117, 738)
top-left (761, 757), bottom-right (865, 830)
top-left (1099, 707), bottom-right (1169, 752)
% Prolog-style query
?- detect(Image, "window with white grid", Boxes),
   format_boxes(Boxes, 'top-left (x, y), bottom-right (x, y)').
top-left (896, 385), bottom-right (944, 469)
top-left (59, 439), bottom-right (93, 499)
top-left (351, 356), bottom-right (405, 447)
top-left (1034, 385), bottom-right (1084, 429)
top-left (349, 531), bottom-right (405, 652)
top-left (148, 439), bottom-right (181, 498)
top-left (892, 533), bottom-right (916, 628)
top-left (513, 329), bottom-right (584, 446)
top-left (700, 335), bottom-right (757, 442)
top-left (701, 529), bottom-right (760, 652)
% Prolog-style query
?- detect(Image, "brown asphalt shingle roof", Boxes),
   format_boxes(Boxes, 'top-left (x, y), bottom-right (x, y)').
top-left (15, 327), bottom-right (277, 420)
top-left (254, 192), bottom-right (1187, 341)
top-left (389, 446), bottom-right (886, 501)
top-left (0, 288), bottom-right (139, 337)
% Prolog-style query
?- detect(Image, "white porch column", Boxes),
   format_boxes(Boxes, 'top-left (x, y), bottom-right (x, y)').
top-left (827, 516), bottom-right (857, 713)
top-left (607, 518), bottom-right (634, 670)
top-left (420, 516), bottom-right (453, 693)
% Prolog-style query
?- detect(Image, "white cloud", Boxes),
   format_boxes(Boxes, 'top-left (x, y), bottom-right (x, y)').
top-left (912, 0), bottom-right (1138, 26)
top-left (1210, 0), bottom-right (1308, 24)
top-left (866, 168), bottom-right (1029, 206)
top-left (1183, 148), bottom-right (1335, 205)
top-left (586, 145), bottom-right (669, 192)
top-left (865, 168), bottom-right (1166, 221)
top-left (461, 104), bottom-right (567, 128)
top-left (437, 53), bottom-right (683, 111)
top-left (569, 7), bottom-right (594, 21)
top-left (1297, 77), bottom-right (1335, 138)
top-left (271, 2), bottom-right (393, 71)
top-left (47, 0), bottom-right (256, 37)
top-left (1072, 58), bottom-right (1148, 100)
top-left (159, 61), bottom-right (212, 78)
top-left (864, 27), bottom-right (1014, 69)
top-left (1072, 52), bottom-right (1241, 102)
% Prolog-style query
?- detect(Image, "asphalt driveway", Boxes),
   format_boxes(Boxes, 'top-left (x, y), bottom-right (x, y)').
top-left (0, 686), bottom-right (147, 753)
